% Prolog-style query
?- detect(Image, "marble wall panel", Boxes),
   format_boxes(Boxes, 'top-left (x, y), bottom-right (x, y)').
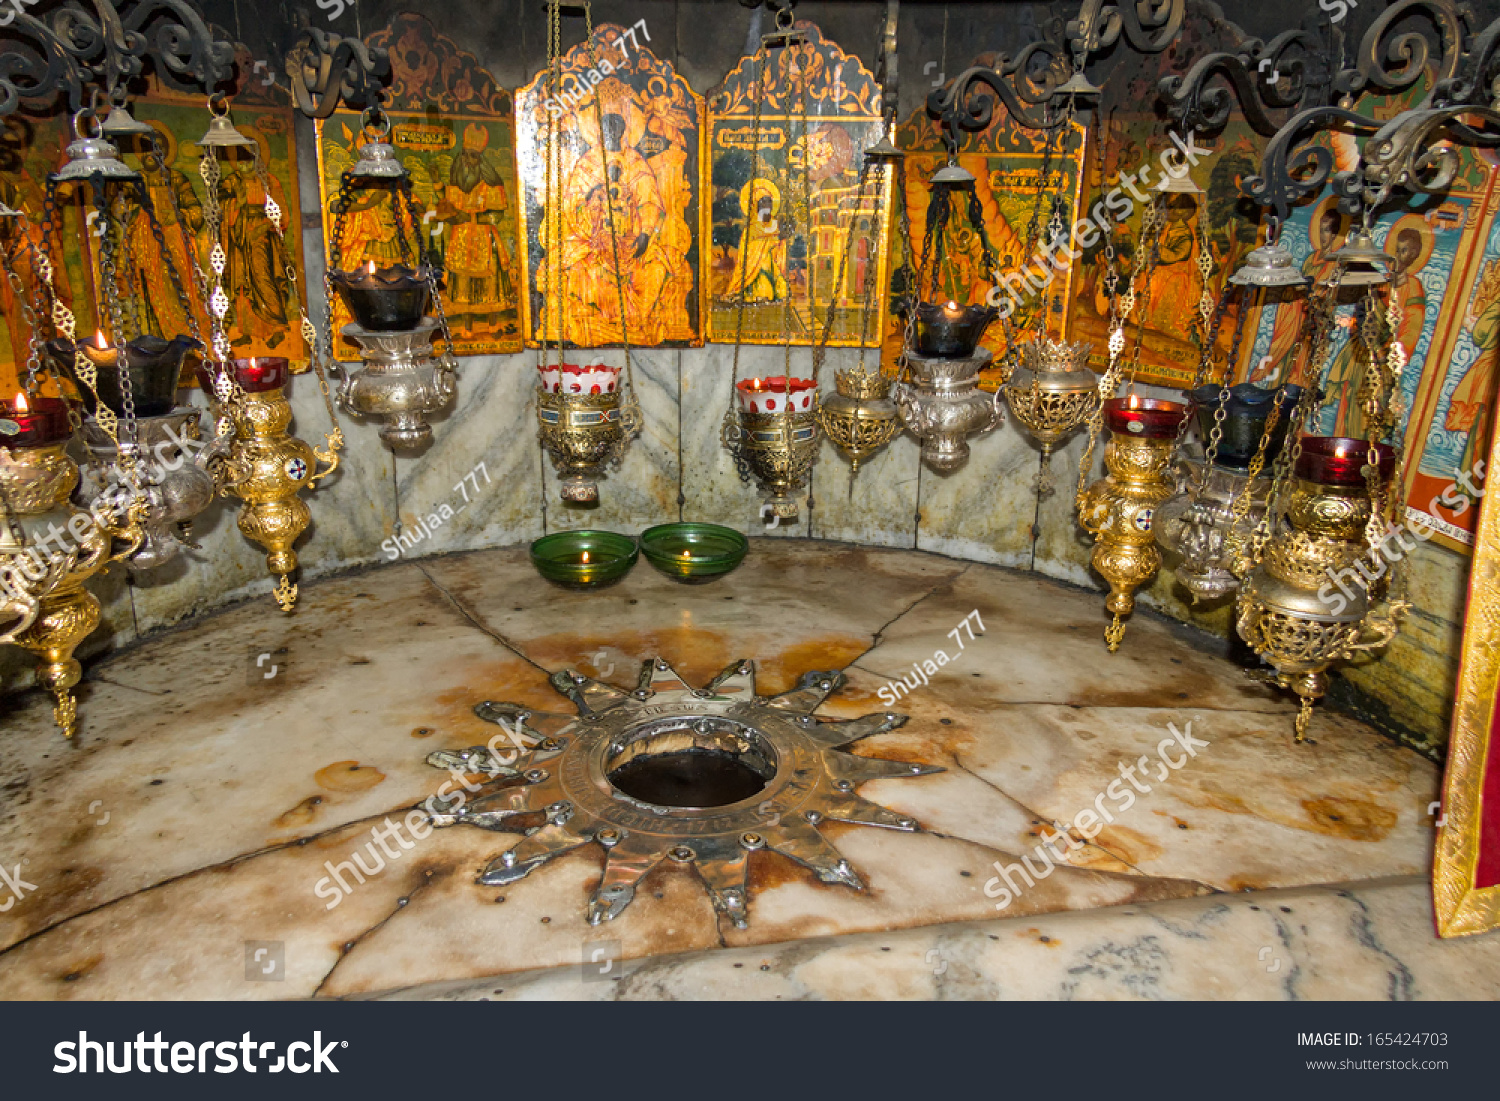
top-left (390, 354), bottom-right (544, 558)
top-left (807, 347), bottom-right (920, 551)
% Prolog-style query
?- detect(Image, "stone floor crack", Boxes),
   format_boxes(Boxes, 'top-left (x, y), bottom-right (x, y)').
top-left (843, 564), bottom-right (974, 671)
top-left (418, 566), bottom-right (552, 675)
top-left (0, 803), bottom-right (424, 960)
top-left (947, 752), bottom-right (1158, 879)
top-left (314, 870), bottom-right (439, 999)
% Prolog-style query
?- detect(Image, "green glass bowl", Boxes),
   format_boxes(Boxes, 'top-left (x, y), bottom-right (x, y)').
top-left (530, 530), bottom-right (638, 589)
top-left (640, 523), bottom-right (749, 583)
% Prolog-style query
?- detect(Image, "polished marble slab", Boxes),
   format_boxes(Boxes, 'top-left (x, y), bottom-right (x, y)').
top-left (0, 542), bottom-right (1454, 1000)
top-left (387, 876), bottom-right (1500, 1001)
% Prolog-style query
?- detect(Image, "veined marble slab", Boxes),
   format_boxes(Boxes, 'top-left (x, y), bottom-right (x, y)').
top-left (383, 877), bottom-right (1500, 1001)
top-left (0, 543), bottom-right (1445, 1000)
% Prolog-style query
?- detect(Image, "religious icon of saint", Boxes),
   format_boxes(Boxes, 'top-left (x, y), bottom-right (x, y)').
top-left (1327, 214), bottom-right (1431, 439)
top-left (724, 177), bottom-right (790, 303)
top-left (1252, 197), bottom-right (1347, 385)
top-left (438, 123), bottom-right (517, 317)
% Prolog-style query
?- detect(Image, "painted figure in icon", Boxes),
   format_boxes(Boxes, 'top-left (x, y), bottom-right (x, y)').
top-left (724, 177), bottom-right (790, 303)
top-left (438, 123), bottom-right (517, 312)
top-left (1328, 215), bottom-right (1431, 438)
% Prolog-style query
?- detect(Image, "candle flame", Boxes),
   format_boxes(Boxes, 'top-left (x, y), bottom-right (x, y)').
top-left (581, 550), bottom-right (590, 564)
top-left (14, 390), bottom-right (29, 414)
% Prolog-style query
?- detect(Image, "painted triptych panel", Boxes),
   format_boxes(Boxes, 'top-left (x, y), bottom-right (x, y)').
top-left (704, 23), bottom-right (889, 349)
top-left (316, 12), bottom-right (522, 358)
top-left (516, 23), bottom-right (703, 349)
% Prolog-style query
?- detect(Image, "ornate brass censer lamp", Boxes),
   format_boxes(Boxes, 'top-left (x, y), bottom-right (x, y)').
top-left (1003, 339), bottom-right (1097, 491)
top-left (817, 9), bottom-right (902, 475)
top-left (890, 161), bottom-right (1003, 473)
top-left (325, 106), bottom-right (457, 450)
top-left (1235, 226), bottom-right (1410, 740)
top-left (1079, 394), bottom-right (1187, 651)
top-left (189, 94), bottom-right (342, 609)
top-left (1002, 93), bottom-right (1097, 492)
top-left (534, 2), bottom-right (642, 504)
top-left (1236, 437), bottom-right (1402, 740)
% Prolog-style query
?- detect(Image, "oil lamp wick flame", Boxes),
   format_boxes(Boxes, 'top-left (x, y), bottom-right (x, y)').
top-left (581, 550), bottom-right (590, 564)
top-left (94, 330), bottom-right (107, 350)
top-left (14, 389), bottom-right (29, 414)
top-left (1333, 443), bottom-right (1349, 459)
top-left (366, 259), bottom-right (376, 276)
top-left (1128, 392), bottom-right (1140, 409)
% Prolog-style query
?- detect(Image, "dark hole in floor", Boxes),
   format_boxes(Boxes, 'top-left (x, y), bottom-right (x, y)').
top-left (608, 749), bottom-right (768, 808)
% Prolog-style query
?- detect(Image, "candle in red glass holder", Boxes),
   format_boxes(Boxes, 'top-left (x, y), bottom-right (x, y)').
top-left (195, 357), bottom-right (289, 395)
top-left (736, 375), bottom-right (815, 414)
top-left (1103, 395), bottom-right (1187, 438)
top-left (0, 391), bottom-right (74, 448)
top-left (1294, 436), bottom-right (1396, 487)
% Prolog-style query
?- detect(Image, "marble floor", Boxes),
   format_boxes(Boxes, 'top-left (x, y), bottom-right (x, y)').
top-left (0, 540), bottom-right (1493, 1000)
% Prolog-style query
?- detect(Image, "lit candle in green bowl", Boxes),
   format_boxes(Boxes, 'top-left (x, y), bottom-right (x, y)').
top-left (530, 530), bottom-right (638, 589)
top-left (639, 523), bottom-right (748, 583)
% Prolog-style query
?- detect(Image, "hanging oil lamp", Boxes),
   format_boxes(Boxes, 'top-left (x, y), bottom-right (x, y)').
top-left (536, 362), bottom-right (635, 503)
top-left (533, 3), bottom-right (643, 504)
top-left (724, 376), bottom-right (821, 517)
top-left (890, 157), bottom-right (1005, 473)
top-left (323, 111), bottom-right (456, 450)
top-left (1078, 394), bottom-right (1187, 651)
top-left (1003, 339), bottom-right (1098, 492)
top-left (1154, 382), bottom-right (1303, 602)
top-left (819, 365), bottom-right (901, 473)
top-left (201, 357), bottom-right (337, 611)
top-left (817, 133), bottom-right (903, 475)
top-left (0, 391), bottom-right (141, 736)
top-left (54, 334), bottom-right (218, 572)
top-left (1235, 437), bottom-right (1404, 740)
top-left (185, 95), bottom-right (344, 608)
top-left (893, 298), bottom-right (1004, 473)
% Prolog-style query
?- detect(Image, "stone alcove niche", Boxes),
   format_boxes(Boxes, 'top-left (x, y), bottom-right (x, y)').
top-left (0, 0), bottom-right (1492, 998)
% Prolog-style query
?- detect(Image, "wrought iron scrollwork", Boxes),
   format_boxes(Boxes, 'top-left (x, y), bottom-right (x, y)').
top-left (1160, 31), bottom-right (1335, 137)
top-left (1067, 0), bottom-right (1184, 57)
top-left (930, 0), bottom-right (1182, 138)
top-left (284, 27), bottom-right (391, 119)
top-left (1334, 0), bottom-right (1466, 102)
top-left (0, 0), bottom-right (233, 118)
top-left (1229, 0), bottom-right (1500, 221)
top-left (1240, 105), bottom-right (1378, 223)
